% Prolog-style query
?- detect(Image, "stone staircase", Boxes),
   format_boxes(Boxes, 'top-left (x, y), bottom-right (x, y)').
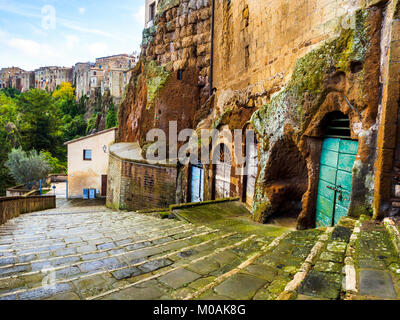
top-left (0, 204), bottom-right (399, 300)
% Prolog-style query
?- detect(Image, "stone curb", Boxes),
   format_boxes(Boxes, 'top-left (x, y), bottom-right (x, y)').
top-left (342, 220), bottom-right (362, 299)
top-left (277, 228), bottom-right (333, 300)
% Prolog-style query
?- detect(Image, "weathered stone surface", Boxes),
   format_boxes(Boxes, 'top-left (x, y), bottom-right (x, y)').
top-left (159, 268), bottom-right (201, 289)
top-left (359, 270), bottom-right (397, 299)
top-left (298, 270), bottom-right (343, 300)
top-left (214, 273), bottom-right (267, 300)
top-left (111, 267), bottom-right (142, 280)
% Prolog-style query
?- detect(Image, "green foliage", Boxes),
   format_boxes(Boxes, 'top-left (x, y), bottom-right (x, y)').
top-left (5, 148), bottom-right (51, 186)
top-left (0, 85), bottom-right (88, 195)
top-left (106, 104), bottom-right (118, 129)
top-left (41, 150), bottom-right (67, 174)
top-left (61, 114), bottom-right (87, 142)
top-left (86, 113), bottom-right (98, 135)
top-left (16, 89), bottom-right (63, 158)
top-left (1, 87), bottom-right (20, 98)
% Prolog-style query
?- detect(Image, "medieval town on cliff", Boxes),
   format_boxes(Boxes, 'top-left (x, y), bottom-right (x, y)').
top-left (106, 0), bottom-right (400, 231)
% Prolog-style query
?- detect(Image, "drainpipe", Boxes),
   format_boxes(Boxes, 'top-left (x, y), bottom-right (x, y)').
top-left (209, 0), bottom-right (215, 97)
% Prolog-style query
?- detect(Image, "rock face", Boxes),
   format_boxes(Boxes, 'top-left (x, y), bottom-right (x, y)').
top-left (118, 0), bottom-right (212, 146)
top-left (115, 0), bottom-right (400, 228)
top-left (197, 0), bottom-right (396, 230)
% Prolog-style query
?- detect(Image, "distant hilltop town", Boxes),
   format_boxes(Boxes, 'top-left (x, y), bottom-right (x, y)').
top-left (0, 53), bottom-right (137, 103)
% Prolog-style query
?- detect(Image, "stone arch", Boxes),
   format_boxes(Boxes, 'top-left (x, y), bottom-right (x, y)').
top-left (297, 99), bottom-right (366, 229)
top-left (211, 143), bottom-right (233, 199)
top-left (262, 135), bottom-right (308, 224)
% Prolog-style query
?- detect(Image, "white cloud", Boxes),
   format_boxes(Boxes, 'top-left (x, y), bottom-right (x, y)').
top-left (7, 38), bottom-right (56, 58)
top-left (65, 35), bottom-right (80, 49)
top-left (132, 5), bottom-right (145, 26)
top-left (86, 42), bottom-right (108, 57)
top-left (60, 20), bottom-right (115, 38)
top-left (78, 7), bottom-right (86, 15)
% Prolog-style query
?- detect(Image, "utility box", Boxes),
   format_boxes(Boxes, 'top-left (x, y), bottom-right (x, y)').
top-left (83, 188), bottom-right (96, 200)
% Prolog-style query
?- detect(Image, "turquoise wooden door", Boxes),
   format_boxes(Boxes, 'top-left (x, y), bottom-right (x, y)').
top-left (316, 138), bottom-right (358, 227)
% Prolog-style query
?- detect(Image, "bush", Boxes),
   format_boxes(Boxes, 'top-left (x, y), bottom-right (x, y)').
top-left (5, 148), bottom-right (51, 185)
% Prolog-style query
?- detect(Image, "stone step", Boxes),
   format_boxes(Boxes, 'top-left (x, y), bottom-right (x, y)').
top-left (95, 228), bottom-right (324, 300)
top-left (291, 220), bottom-right (356, 300)
top-left (0, 225), bottom-right (210, 269)
top-left (0, 232), bottom-right (257, 300)
top-left (0, 227), bottom-right (223, 293)
top-left (0, 220), bottom-right (194, 257)
top-left (0, 215), bottom-right (183, 244)
top-left (90, 234), bottom-right (270, 300)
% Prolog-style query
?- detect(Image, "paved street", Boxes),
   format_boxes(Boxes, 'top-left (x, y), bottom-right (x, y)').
top-left (0, 201), bottom-right (399, 300)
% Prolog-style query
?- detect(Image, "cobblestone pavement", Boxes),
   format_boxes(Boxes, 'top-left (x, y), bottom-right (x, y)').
top-left (1, 203), bottom-right (399, 300)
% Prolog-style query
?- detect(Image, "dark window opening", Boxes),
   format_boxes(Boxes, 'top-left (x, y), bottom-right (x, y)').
top-left (245, 45), bottom-right (250, 68)
top-left (350, 61), bottom-right (363, 74)
top-left (83, 149), bottom-right (92, 161)
top-left (149, 2), bottom-right (156, 21)
top-left (177, 69), bottom-right (184, 80)
top-left (324, 112), bottom-right (351, 139)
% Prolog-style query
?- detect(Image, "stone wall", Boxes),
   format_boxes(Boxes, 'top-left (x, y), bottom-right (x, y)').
top-left (118, 0), bottom-right (212, 145)
top-left (106, 155), bottom-right (180, 211)
top-left (115, 0), bottom-right (400, 228)
top-left (198, 0), bottom-right (394, 229)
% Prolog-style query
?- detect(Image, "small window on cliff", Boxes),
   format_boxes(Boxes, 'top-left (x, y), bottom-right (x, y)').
top-left (149, 2), bottom-right (156, 21)
top-left (177, 69), bottom-right (184, 81)
top-left (245, 46), bottom-right (250, 68)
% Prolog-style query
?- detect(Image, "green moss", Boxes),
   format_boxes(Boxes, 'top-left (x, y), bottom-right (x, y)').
top-left (145, 60), bottom-right (171, 109)
top-left (158, 0), bottom-right (180, 13)
top-left (211, 108), bottom-right (233, 129)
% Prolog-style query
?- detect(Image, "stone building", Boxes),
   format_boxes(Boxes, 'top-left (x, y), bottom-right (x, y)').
top-left (74, 54), bottom-right (136, 103)
top-left (74, 62), bottom-right (93, 100)
top-left (0, 67), bottom-right (24, 89)
top-left (34, 66), bottom-right (73, 92)
top-left (20, 71), bottom-right (35, 92)
top-left (109, 0), bottom-right (400, 230)
top-left (145, 0), bottom-right (159, 28)
top-left (65, 128), bottom-right (117, 198)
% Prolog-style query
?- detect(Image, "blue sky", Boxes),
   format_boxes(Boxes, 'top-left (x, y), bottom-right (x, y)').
top-left (0, 0), bottom-right (145, 70)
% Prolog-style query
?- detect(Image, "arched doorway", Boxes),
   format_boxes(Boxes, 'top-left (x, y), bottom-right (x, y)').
top-left (213, 144), bottom-right (232, 199)
top-left (315, 112), bottom-right (359, 227)
top-left (243, 129), bottom-right (258, 208)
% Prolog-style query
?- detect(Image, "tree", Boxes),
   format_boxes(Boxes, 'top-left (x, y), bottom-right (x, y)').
top-left (61, 114), bottom-right (87, 142)
top-left (53, 82), bottom-right (81, 118)
top-left (16, 89), bottom-right (63, 159)
top-left (41, 150), bottom-right (67, 174)
top-left (106, 104), bottom-right (118, 129)
top-left (5, 148), bottom-right (51, 186)
top-left (0, 92), bottom-right (19, 194)
top-left (1, 87), bottom-right (20, 98)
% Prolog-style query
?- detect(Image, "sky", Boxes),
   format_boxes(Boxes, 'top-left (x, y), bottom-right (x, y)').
top-left (0, 0), bottom-right (145, 70)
